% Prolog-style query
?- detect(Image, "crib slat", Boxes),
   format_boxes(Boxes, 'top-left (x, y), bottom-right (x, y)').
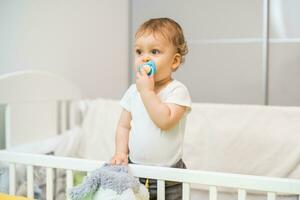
top-left (69, 101), bottom-right (77, 128)
top-left (66, 169), bottom-right (74, 199)
top-left (46, 167), bottom-right (54, 200)
top-left (5, 105), bottom-right (11, 148)
top-left (238, 189), bottom-right (246, 200)
top-left (209, 186), bottom-right (218, 200)
top-left (267, 192), bottom-right (276, 200)
top-left (27, 165), bottom-right (34, 198)
top-left (157, 180), bottom-right (165, 200)
top-left (182, 182), bottom-right (191, 200)
top-left (9, 163), bottom-right (16, 195)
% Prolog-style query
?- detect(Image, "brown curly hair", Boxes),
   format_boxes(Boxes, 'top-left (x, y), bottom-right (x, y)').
top-left (135, 18), bottom-right (188, 64)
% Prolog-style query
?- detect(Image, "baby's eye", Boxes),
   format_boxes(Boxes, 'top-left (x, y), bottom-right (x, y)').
top-left (135, 49), bottom-right (142, 55)
top-left (151, 49), bottom-right (160, 55)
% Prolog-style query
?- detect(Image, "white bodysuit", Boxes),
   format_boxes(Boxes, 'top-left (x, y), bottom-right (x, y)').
top-left (120, 80), bottom-right (192, 166)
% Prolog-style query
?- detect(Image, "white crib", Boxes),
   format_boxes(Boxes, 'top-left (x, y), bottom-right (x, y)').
top-left (0, 71), bottom-right (300, 200)
top-left (1, 151), bottom-right (300, 200)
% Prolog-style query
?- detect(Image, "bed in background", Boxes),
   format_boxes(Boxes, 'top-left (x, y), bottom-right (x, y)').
top-left (0, 70), bottom-right (300, 200)
top-left (0, 70), bottom-right (82, 150)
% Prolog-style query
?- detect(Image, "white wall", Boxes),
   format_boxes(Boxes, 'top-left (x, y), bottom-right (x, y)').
top-left (0, 0), bottom-right (129, 147)
top-left (0, 0), bottom-right (130, 99)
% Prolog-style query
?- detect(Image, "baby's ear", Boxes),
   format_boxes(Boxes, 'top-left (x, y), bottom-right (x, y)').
top-left (172, 53), bottom-right (181, 71)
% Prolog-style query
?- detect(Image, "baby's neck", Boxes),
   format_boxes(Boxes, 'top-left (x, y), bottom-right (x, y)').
top-left (154, 77), bottom-right (173, 94)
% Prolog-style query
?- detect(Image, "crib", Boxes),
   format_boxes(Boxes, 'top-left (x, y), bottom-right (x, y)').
top-left (0, 71), bottom-right (300, 200)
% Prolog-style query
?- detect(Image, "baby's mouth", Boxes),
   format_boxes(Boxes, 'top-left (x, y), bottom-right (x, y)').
top-left (138, 60), bottom-right (157, 76)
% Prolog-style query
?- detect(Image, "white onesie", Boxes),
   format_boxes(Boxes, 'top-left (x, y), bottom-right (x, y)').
top-left (120, 80), bottom-right (192, 167)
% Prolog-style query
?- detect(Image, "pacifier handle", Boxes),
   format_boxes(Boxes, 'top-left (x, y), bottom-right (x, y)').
top-left (138, 60), bottom-right (157, 76)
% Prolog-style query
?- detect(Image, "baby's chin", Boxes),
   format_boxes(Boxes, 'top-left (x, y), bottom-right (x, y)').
top-left (155, 75), bottom-right (173, 83)
top-left (154, 77), bottom-right (165, 84)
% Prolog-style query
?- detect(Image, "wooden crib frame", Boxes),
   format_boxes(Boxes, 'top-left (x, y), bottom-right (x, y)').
top-left (0, 151), bottom-right (300, 200)
top-left (0, 71), bottom-right (300, 200)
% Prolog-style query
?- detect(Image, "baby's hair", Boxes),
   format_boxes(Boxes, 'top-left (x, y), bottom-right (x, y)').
top-left (135, 18), bottom-right (188, 64)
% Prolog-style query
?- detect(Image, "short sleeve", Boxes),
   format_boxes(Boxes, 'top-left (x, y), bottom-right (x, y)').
top-left (119, 84), bottom-right (135, 112)
top-left (164, 83), bottom-right (192, 112)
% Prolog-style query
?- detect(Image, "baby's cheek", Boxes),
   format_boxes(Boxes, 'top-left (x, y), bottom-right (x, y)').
top-left (153, 60), bottom-right (160, 69)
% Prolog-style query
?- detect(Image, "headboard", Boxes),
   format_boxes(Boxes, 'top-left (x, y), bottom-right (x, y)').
top-left (0, 70), bottom-right (82, 149)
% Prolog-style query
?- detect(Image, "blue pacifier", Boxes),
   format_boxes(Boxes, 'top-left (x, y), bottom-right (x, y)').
top-left (138, 60), bottom-right (157, 76)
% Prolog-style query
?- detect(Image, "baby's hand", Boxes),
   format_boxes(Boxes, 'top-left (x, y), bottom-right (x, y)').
top-left (110, 152), bottom-right (128, 165)
top-left (136, 67), bottom-right (154, 94)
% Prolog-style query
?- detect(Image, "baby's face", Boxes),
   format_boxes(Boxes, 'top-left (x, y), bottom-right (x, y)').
top-left (134, 33), bottom-right (180, 82)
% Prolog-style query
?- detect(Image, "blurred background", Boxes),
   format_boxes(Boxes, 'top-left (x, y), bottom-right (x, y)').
top-left (1, 0), bottom-right (300, 104)
top-left (0, 0), bottom-right (300, 147)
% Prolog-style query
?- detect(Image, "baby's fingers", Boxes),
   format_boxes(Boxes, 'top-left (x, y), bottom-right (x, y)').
top-left (115, 158), bottom-right (122, 165)
top-left (110, 158), bottom-right (116, 165)
top-left (122, 157), bottom-right (129, 165)
top-left (139, 67), bottom-right (148, 76)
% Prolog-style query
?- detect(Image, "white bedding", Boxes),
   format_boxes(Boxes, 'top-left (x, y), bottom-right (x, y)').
top-left (183, 103), bottom-right (300, 178)
top-left (10, 99), bottom-right (300, 199)
top-left (69, 99), bottom-right (300, 179)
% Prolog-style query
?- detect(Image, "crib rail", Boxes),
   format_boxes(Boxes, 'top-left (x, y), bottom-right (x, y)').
top-left (1, 151), bottom-right (300, 200)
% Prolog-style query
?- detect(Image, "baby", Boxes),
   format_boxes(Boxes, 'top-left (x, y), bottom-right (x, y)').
top-left (110, 17), bottom-right (192, 200)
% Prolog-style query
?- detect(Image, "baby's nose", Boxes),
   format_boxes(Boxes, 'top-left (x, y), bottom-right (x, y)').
top-left (142, 56), bottom-right (151, 62)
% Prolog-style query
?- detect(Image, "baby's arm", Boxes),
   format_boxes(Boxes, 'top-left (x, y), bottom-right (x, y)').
top-left (140, 91), bottom-right (187, 130)
top-left (110, 109), bottom-right (131, 165)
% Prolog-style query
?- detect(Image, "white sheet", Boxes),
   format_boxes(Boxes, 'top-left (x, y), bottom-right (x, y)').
top-left (74, 99), bottom-right (300, 180)
top-left (183, 103), bottom-right (300, 179)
